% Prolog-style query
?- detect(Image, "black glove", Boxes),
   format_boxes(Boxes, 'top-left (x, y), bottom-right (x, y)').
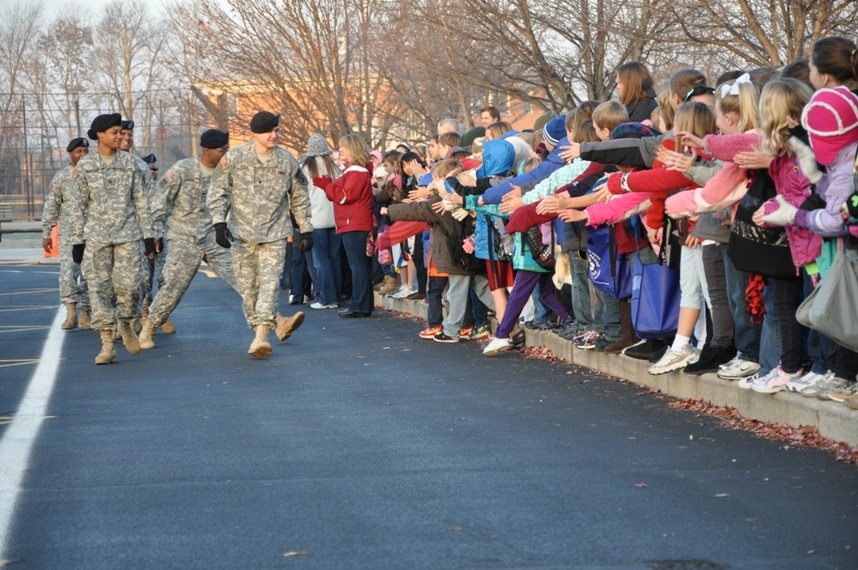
top-left (214, 222), bottom-right (233, 249)
top-left (297, 232), bottom-right (313, 252)
top-left (144, 238), bottom-right (156, 256)
top-left (72, 243), bottom-right (85, 264)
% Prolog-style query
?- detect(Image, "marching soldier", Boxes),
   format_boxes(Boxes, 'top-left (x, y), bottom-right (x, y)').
top-left (42, 137), bottom-right (92, 330)
top-left (206, 111), bottom-right (313, 357)
top-left (70, 113), bottom-right (156, 365)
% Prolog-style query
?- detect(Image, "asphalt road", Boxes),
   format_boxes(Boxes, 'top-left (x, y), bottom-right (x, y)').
top-left (0, 264), bottom-right (856, 569)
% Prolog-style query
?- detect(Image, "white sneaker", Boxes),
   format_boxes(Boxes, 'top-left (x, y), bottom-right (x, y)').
top-left (648, 344), bottom-right (698, 375)
top-left (717, 357), bottom-right (761, 380)
top-left (737, 372), bottom-right (759, 389)
top-left (310, 302), bottom-right (338, 309)
top-left (392, 287), bottom-right (416, 299)
top-left (800, 372), bottom-right (836, 398)
top-left (482, 336), bottom-right (512, 356)
top-left (386, 286), bottom-right (405, 298)
top-left (786, 371), bottom-right (824, 393)
top-left (752, 366), bottom-right (804, 394)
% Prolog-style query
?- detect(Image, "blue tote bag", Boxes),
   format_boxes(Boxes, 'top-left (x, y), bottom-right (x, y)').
top-left (587, 224), bottom-right (632, 299)
top-left (631, 253), bottom-right (680, 339)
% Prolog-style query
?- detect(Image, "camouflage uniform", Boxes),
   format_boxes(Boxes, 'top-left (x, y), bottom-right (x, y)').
top-left (206, 142), bottom-right (312, 328)
top-left (70, 151), bottom-right (154, 330)
top-left (42, 165), bottom-right (90, 310)
top-left (134, 155), bottom-right (160, 314)
top-left (147, 158), bottom-right (239, 327)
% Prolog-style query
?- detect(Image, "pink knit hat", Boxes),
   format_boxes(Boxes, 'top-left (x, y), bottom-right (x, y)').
top-left (801, 86), bottom-right (858, 165)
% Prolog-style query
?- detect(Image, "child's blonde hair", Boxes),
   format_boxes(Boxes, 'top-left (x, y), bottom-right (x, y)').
top-left (430, 158), bottom-right (462, 179)
top-left (716, 77), bottom-right (760, 132)
top-left (656, 90), bottom-right (675, 131)
top-left (592, 101), bottom-right (629, 134)
top-left (520, 156), bottom-right (541, 173)
top-left (339, 133), bottom-right (371, 167)
top-left (759, 78), bottom-right (813, 156)
top-left (573, 119), bottom-right (600, 144)
top-left (485, 121), bottom-right (513, 141)
top-left (673, 102), bottom-right (718, 140)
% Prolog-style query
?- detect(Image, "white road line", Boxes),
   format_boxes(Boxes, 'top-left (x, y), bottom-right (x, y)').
top-left (0, 307), bottom-right (64, 557)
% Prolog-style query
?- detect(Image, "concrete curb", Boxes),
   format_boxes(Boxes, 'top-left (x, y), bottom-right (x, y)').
top-left (376, 292), bottom-right (858, 448)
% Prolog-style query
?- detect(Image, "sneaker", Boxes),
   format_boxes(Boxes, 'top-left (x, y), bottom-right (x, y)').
top-left (392, 287), bottom-right (416, 299)
top-left (829, 381), bottom-right (858, 403)
top-left (309, 302), bottom-right (338, 309)
top-left (622, 338), bottom-right (664, 360)
top-left (469, 324), bottom-right (491, 341)
top-left (603, 336), bottom-right (638, 355)
top-left (751, 366), bottom-right (804, 394)
top-left (385, 285), bottom-right (405, 298)
top-left (482, 336), bottom-right (512, 356)
top-left (648, 344), bottom-right (669, 363)
top-left (717, 356), bottom-right (761, 380)
top-left (406, 292), bottom-right (426, 301)
top-left (816, 376), bottom-right (850, 401)
top-left (683, 345), bottom-right (736, 375)
top-left (799, 371), bottom-right (836, 397)
top-left (648, 344), bottom-right (699, 375)
top-left (737, 372), bottom-right (759, 390)
top-left (433, 332), bottom-right (459, 344)
top-left (574, 330), bottom-right (601, 350)
top-left (511, 330), bottom-right (526, 349)
top-left (458, 325), bottom-right (475, 341)
top-left (594, 336), bottom-right (616, 352)
top-left (418, 325), bottom-right (443, 339)
top-left (786, 371), bottom-right (825, 393)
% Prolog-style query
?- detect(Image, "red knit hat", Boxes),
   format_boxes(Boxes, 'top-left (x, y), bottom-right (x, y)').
top-left (801, 86), bottom-right (858, 165)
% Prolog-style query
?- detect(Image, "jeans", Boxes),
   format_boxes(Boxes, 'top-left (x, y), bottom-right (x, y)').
top-left (722, 247), bottom-right (761, 362)
top-left (702, 244), bottom-right (733, 347)
top-left (569, 251), bottom-right (595, 333)
top-left (312, 227), bottom-right (343, 305)
top-left (765, 276), bottom-right (803, 373)
top-left (341, 231), bottom-right (373, 314)
top-left (593, 288), bottom-right (621, 341)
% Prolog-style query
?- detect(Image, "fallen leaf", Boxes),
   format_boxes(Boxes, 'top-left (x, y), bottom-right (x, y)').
top-left (714, 493), bottom-right (729, 498)
top-left (635, 482), bottom-right (648, 488)
top-left (284, 551), bottom-right (309, 557)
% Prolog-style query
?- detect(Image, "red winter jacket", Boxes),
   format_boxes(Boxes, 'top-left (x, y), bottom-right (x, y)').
top-left (324, 164), bottom-right (374, 234)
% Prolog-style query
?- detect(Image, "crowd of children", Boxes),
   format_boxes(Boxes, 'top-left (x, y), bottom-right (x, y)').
top-left (356, 37), bottom-right (858, 412)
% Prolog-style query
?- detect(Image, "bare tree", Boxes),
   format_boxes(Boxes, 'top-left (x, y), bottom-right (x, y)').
top-left (0, 1), bottom-right (43, 156)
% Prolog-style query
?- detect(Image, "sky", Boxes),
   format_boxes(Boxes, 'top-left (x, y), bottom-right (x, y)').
top-left (40, 0), bottom-right (167, 18)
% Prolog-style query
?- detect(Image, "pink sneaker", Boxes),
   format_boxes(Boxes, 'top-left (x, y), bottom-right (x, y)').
top-left (752, 366), bottom-right (803, 394)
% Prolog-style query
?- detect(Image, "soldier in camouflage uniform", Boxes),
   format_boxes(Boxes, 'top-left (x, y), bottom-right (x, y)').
top-left (207, 111), bottom-right (313, 358)
top-left (139, 130), bottom-right (236, 349)
top-left (43, 137), bottom-right (92, 330)
top-left (70, 113), bottom-right (157, 365)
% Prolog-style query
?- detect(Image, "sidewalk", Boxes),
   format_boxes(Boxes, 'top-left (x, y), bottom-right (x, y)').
top-left (376, 293), bottom-right (858, 449)
top-left (0, 221), bottom-right (58, 264)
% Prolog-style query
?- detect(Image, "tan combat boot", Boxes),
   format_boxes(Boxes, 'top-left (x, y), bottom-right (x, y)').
top-left (78, 309), bottom-right (92, 330)
top-left (139, 319), bottom-right (156, 350)
top-left (248, 325), bottom-right (272, 358)
top-left (159, 317), bottom-right (176, 335)
top-left (95, 330), bottom-right (118, 365)
top-left (117, 320), bottom-right (141, 355)
top-left (274, 311), bottom-right (305, 342)
top-left (376, 275), bottom-right (399, 296)
top-left (61, 303), bottom-right (77, 330)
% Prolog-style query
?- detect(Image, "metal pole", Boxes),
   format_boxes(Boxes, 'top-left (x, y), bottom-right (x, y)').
top-left (21, 95), bottom-right (32, 220)
top-left (75, 98), bottom-right (81, 136)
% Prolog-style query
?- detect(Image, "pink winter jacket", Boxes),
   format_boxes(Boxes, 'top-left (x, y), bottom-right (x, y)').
top-left (586, 192), bottom-right (653, 227)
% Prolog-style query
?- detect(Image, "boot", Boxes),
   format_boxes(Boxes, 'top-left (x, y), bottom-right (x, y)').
top-left (61, 303), bottom-right (77, 330)
top-left (118, 320), bottom-right (141, 355)
top-left (376, 275), bottom-right (399, 296)
top-left (248, 325), bottom-right (272, 358)
top-left (602, 300), bottom-right (638, 354)
top-left (159, 317), bottom-right (176, 335)
top-left (95, 330), bottom-right (118, 365)
top-left (139, 319), bottom-right (156, 350)
top-left (78, 309), bottom-right (92, 330)
top-left (274, 311), bottom-right (305, 341)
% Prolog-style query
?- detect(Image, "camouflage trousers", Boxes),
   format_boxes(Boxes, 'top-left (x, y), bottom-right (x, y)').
top-left (233, 239), bottom-right (287, 329)
top-left (148, 231), bottom-right (240, 327)
top-left (81, 240), bottom-right (145, 330)
top-left (58, 238), bottom-right (90, 309)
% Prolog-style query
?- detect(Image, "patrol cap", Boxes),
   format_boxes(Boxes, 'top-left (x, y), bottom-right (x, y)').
top-left (121, 120), bottom-right (135, 131)
top-left (66, 138), bottom-right (89, 152)
top-left (200, 129), bottom-right (229, 149)
top-left (87, 113), bottom-right (122, 140)
top-left (141, 154), bottom-right (157, 164)
top-left (250, 111), bottom-right (280, 134)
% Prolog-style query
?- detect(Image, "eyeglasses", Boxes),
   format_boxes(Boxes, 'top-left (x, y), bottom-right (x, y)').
top-left (684, 86), bottom-right (715, 102)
